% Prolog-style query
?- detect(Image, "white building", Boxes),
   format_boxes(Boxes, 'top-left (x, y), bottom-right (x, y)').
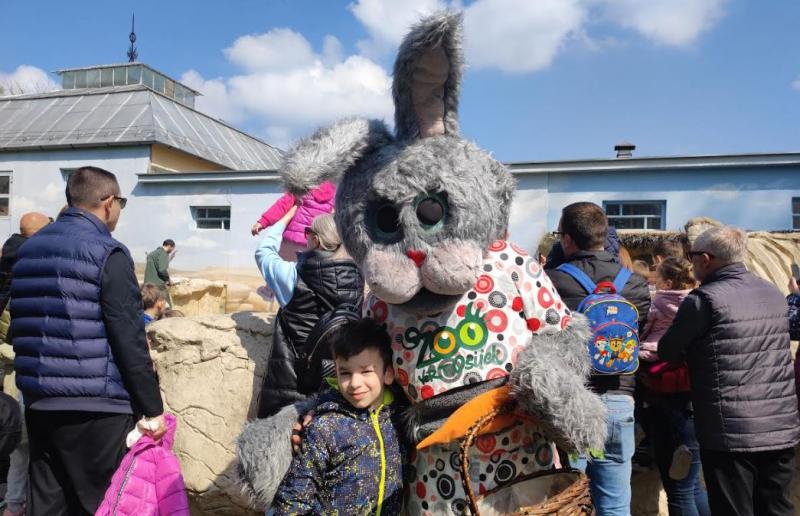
top-left (1, 63), bottom-right (798, 275)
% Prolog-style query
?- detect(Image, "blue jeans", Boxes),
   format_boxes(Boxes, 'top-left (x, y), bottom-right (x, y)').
top-left (570, 394), bottom-right (635, 516)
top-left (650, 396), bottom-right (710, 516)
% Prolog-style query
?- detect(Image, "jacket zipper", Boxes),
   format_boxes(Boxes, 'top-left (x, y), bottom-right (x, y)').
top-left (112, 456), bottom-right (138, 516)
top-left (370, 405), bottom-right (387, 516)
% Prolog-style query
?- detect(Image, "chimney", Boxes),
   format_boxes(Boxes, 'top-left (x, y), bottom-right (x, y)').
top-left (615, 141), bottom-right (635, 158)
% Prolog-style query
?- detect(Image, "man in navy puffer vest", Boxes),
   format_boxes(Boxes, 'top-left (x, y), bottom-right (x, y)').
top-left (10, 166), bottom-right (165, 515)
top-left (660, 225), bottom-right (800, 516)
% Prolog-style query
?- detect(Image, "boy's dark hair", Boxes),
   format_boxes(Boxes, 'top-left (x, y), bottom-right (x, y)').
top-left (141, 283), bottom-right (167, 310)
top-left (331, 318), bottom-right (392, 370)
top-left (560, 202), bottom-right (608, 251)
top-left (163, 239), bottom-right (175, 247)
top-left (66, 166), bottom-right (119, 208)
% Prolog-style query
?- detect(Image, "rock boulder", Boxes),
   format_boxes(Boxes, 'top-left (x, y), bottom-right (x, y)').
top-left (147, 312), bottom-right (273, 515)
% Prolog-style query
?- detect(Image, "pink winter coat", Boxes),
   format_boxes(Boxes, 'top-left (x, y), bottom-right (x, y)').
top-left (257, 182), bottom-right (336, 245)
top-left (639, 289), bottom-right (692, 362)
top-left (95, 414), bottom-right (189, 516)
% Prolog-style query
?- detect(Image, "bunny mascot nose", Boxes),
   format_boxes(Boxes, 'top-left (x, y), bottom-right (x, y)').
top-left (406, 250), bottom-right (427, 268)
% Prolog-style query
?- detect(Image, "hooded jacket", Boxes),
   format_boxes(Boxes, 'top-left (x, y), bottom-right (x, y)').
top-left (258, 182), bottom-right (336, 246)
top-left (271, 387), bottom-right (404, 516)
top-left (640, 289), bottom-right (692, 361)
top-left (95, 413), bottom-right (189, 516)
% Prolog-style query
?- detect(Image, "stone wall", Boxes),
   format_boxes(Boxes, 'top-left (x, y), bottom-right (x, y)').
top-left (147, 312), bottom-right (273, 515)
top-left (168, 279), bottom-right (228, 316)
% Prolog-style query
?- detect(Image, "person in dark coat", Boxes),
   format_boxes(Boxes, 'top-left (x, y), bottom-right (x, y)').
top-left (255, 205), bottom-right (364, 418)
top-left (659, 225), bottom-right (800, 516)
top-left (10, 166), bottom-right (165, 515)
top-left (546, 202), bottom-right (650, 515)
top-left (0, 212), bottom-right (50, 315)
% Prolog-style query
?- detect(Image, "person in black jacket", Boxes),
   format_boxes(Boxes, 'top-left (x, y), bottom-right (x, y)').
top-left (0, 212), bottom-right (50, 315)
top-left (546, 202), bottom-right (650, 515)
top-left (255, 206), bottom-right (364, 418)
top-left (659, 226), bottom-right (800, 516)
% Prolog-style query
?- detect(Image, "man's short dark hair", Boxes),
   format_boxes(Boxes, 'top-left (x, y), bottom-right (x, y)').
top-left (163, 239), bottom-right (175, 247)
top-left (141, 283), bottom-right (167, 310)
top-left (561, 202), bottom-right (608, 251)
top-left (66, 167), bottom-right (119, 208)
top-left (331, 318), bottom-right (392, 370)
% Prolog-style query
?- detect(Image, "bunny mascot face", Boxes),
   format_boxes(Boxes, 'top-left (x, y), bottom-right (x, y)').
top-left (237, 13), bottom-right (607, 515)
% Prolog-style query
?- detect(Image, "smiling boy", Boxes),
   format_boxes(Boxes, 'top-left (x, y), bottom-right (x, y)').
top-left (270, 318), bottom-right (404, 516)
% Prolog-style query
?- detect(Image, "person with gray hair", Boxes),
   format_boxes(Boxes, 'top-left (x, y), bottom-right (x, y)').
top-left (254, 206), bottom-right (363, 418)
top-left (659, 225), bottom-right (800, 516)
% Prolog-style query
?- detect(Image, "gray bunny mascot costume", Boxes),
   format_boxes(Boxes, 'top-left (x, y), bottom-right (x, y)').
top-left (238, 12), bottom-right (607, 515)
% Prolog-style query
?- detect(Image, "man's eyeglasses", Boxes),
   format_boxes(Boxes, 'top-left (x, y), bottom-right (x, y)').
top-left (550, 231), bottom-right (564, 237)
top-left (686, 251), bottom-right (714, 260)
top-left (102, 195), bottom-right (127, 209)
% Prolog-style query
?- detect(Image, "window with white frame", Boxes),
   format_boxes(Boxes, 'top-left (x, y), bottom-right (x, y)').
top-left (192, 206), bottom-right (230, 230)
top-left (0, 173), bottom-right (10, 217)
top-left (793, 197), bottom-right (800, 230)
top-left (603, 200), bottom-right (665, 230)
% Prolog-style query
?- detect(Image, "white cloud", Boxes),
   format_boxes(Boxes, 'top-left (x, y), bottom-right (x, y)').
top-left (178, 0), bottom-right (730, 146)
top-left (792, 77), bottom-right (800, 91)
top-left (180, 70), bottom-right (243, 124)
top-left (349, 0), bottom-right (450, 58)
top-left (347, 0), bottom-right (728, 73)
top-left (599, 0), bottom-right (727, 47)
top-left (0, 65), bottom-right (58, 95)
top-left (465, 0), bottom-right (586, 73)
top-left (182, 29), bottom-right (392, 146)
top-left (224, 28), bottom-right (316, 72)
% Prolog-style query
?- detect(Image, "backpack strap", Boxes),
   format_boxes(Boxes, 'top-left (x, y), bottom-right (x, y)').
top-left (612, 268), bottom-right (632, 294)
top-left (557, 263), bottom-right (598, 295)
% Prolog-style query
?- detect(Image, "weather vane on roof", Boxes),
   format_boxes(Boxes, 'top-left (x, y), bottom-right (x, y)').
top-left (127, 14), bottom-right (138, 63)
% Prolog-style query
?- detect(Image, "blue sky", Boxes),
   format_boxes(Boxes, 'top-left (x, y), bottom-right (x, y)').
top-left (1, 0), bottom-right (798, 161)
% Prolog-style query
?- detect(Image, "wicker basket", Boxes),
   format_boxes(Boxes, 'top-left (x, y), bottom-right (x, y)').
top-left (459, 405), bottom-right (594, 516)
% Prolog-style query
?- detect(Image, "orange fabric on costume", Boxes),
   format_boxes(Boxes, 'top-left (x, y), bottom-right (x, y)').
top-left (416, 386), bottom-right (535, 450)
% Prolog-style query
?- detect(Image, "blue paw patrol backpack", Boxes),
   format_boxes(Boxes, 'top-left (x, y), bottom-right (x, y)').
top-left (557, 264), bottom-right (640, 375)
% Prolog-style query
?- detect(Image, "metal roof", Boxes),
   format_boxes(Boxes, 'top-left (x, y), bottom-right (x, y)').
top-left (508, 152), bottom-right (800, 175)
top-left (0, 85), bottom-right (283, 171)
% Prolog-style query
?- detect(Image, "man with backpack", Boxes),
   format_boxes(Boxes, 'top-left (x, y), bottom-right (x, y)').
top-left (546, 202), bottom-right (650, 515)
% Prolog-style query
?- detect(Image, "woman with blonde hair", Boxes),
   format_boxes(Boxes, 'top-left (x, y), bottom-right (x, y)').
top-left (254, 207), bottom-right (363, 417)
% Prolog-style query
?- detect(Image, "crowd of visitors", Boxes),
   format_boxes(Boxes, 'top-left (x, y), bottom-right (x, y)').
top-left (0, 165), bottom-right (797, 516)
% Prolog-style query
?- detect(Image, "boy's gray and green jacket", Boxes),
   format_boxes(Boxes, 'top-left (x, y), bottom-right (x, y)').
top-left (270, 385), bottom-right (404, 516)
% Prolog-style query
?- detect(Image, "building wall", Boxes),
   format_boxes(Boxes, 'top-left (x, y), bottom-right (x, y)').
top-left (129, 180), bottom-right (283, 270)
top-left (542, 165), bottom-right (799, 233)
top-left (0, 147), bottom-right (284, 272)
top-left (150, 144), bottom-right (225, 173)
top-left (0, 146), bottom-right (151, 241)
top-left (2, 148), bottom-right (798, 274)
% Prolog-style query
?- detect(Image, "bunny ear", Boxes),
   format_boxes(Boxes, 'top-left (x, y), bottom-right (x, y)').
top-left (393, 12), bottom-right (464, 142)
top-left (280, 118), bottom-right (393, 197)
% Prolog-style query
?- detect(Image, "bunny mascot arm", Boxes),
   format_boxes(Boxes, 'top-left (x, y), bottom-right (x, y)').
top-left (237, 13), bottom-right (606, 513)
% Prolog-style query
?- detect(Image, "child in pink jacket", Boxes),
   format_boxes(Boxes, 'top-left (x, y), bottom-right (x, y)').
top-left (95, 413), bottom-right (189, 516)
top-left (639, 257), bottom-right (709, 514)
top-left (251, 182), bottom-right (336, 261)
